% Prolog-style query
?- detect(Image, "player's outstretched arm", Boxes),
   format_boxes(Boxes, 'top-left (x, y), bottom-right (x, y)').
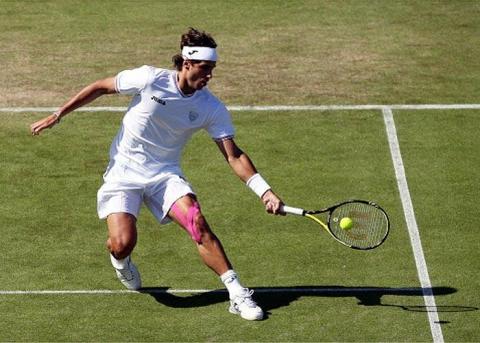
top-left (30, 77), bottom-right (117, 135)
top-left (215, 138), bottom-right (284, 214)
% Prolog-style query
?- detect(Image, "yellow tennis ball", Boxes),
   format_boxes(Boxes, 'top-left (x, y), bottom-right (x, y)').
top-left (339, 217), bottom-right (353, 230)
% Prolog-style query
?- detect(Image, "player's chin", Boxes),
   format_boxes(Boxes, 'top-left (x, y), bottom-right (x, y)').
top-left (196, 81), bottom-right (208, 90)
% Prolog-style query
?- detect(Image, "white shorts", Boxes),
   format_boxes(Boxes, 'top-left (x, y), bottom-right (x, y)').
top-left (97, 161), bottom-right (194, 224)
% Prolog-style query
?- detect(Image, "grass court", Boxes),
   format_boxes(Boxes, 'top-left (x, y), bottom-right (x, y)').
top-left (0, 1), bottom-right (479, 341)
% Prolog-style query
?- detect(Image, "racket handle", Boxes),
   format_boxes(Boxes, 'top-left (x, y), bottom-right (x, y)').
top-left (280, 205), bottom-right (305, 216)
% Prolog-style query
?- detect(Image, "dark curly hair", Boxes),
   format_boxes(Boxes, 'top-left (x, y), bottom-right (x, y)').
top-left (172, 27), bottom-right (217, 71)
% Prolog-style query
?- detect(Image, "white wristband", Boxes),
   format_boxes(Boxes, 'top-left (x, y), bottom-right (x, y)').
top-left (246, 173), bottom-right (271, 198)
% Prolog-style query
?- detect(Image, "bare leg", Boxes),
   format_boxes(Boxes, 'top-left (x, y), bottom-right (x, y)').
top-left (168, 195), bottom-right (232, 276)
top-left (168, 196), bottom-right (264, 320)
top-left (106, 212), bottom-right (137, 259)
top-left (106, 212), bottom-right (141, 290)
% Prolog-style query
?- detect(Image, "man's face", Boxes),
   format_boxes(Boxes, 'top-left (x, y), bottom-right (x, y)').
top-left (184, 60), bottom-right (216, 91)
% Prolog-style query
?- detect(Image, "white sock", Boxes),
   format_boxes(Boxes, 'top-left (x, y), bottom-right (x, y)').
top-left (220, 270), bottom-right (246, 298)
top-left (110, 254), bottom-right (129, 269)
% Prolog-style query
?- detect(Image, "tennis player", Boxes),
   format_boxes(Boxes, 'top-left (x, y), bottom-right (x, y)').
top-left (30, 27), bottom-right (283, 321)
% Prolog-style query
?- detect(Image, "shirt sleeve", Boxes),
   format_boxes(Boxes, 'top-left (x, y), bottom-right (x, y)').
top-left (115, 65), bottom-right (154, 95)
top-left (206, 103), bottom-right (236, 140)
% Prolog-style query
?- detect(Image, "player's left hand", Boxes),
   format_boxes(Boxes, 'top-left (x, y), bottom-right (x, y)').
top-left (261, 190), bottom-right (285, 215)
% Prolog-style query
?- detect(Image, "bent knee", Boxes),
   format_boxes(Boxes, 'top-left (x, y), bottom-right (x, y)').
top-left (186, 204), bottom-right (210, 244)
top-left (171, 201), bottom-right (212, 244)
top-left (107, 213), bottom-right (137, 257)
top-left (192, 213), bottom-right (215, 243)
top-left (107, 236), bottom-right (136, 258)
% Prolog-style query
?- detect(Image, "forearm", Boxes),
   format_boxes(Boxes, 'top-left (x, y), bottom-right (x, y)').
top-left (228, 153), bottom-right (273, 199)
top-left (227, 152), bottom-right (258, 183)
top-left (31, 77), bottom-right (117, 135)
top-left (216, 138), bottom-right (283, 213)
top-left (56, 78), bottom-right (117, 119)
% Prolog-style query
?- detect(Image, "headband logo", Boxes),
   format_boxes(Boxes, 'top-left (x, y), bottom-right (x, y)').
top-left (188, 50), bottom-right (199, 56)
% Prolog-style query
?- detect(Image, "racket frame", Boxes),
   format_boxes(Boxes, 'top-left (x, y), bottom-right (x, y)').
top-left (282, 200), bottom-right (390, 250)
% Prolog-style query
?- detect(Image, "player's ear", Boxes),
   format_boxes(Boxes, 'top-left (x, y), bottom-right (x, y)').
top-left (183, 60), bottom-right (192, 70)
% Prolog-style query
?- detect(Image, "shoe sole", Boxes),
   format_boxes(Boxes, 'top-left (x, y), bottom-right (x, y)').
top-left (229, 306), bottom-right (263, 321)
top-left (115, 269), bottom-right (142, 290)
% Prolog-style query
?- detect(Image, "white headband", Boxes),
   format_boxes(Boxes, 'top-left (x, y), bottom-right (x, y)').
top-left (182, 46), bottom-right (217, 61)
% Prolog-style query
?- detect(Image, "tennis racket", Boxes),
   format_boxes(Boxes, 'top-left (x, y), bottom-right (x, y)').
top-left (280, 200), bottom-right (390, 250)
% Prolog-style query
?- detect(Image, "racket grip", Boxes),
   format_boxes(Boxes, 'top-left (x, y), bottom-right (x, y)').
top-left (280, 205), bottom-right (305, 216)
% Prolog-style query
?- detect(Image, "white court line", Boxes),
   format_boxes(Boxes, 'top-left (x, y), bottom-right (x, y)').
top-left (0, 286), bottom-right (425, 295)
top-left (382, 107), bottom-right (444, 343)
top-left (1, 103), bottom-right (480, 112)
top-left (230, 104), bottom-right (480, 111)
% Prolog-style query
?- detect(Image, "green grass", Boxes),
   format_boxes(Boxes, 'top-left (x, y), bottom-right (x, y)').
top-left (394, 110), bottom-right (480, 341)
top-left (1, 0), bottom-right (480, 341)
top-left (1, 111), bottom-right (426, 341)
top-left (0, 1), bottom-right (479, 106)
top-left (3, 109), bottom-right (479, 341)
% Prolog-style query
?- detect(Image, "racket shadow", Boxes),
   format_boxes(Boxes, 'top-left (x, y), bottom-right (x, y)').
top-left (251, 286), bottom-right (461, 315)
top-left (139, 285), bottom-right (469, 317)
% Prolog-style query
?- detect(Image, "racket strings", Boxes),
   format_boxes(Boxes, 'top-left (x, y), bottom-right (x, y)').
top-left (329, 202), bottom-right (389, 249)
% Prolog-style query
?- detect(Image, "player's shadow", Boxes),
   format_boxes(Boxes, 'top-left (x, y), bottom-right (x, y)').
top-left (141, 285), bottom-right (475, 319)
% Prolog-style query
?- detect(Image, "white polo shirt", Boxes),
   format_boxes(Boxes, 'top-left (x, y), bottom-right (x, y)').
top-left (110, 65), bottom-right (235, 176)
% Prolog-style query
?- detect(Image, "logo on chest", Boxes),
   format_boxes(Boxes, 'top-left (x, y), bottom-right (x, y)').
top-left (151, 95), bottom-right (166, 105)
top-left (188, 111), bottom-right (199, 122)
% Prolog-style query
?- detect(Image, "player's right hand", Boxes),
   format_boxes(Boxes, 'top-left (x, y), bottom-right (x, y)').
top-left (30, 113), bottom-right (60, 135)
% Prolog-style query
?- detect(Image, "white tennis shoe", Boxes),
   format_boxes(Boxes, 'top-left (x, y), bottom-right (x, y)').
top-left (113, 256), bottom-right (142, 290)
top-left (229, 289), bottom-right (264, 320)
